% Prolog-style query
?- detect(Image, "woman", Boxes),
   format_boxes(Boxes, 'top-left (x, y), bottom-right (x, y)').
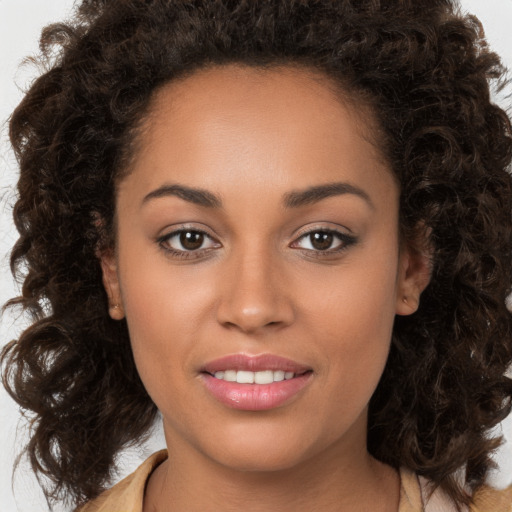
top-left (2, 0), bottom-right (512, 511)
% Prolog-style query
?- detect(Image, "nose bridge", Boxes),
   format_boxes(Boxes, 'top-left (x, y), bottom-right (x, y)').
top-left (216, 240), bottom-right (293, 332)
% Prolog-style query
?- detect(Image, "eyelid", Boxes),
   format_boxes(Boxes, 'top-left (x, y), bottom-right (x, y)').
top-left (292, 222), bottom-right (353, 238)
top-left (289, 224), bottom-right (357, 254)
top-left (156, 224), bottom-right (221, 258)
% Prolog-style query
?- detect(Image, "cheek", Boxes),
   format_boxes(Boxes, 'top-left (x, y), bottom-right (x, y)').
top-left (300, 247), bottom-right (399, 405)
top-left (303, 239), bottom-right (399, 337)
top-left (117, 246), bottom-right (219, 380)
top-left (118, 232), bottom-right (212, 318)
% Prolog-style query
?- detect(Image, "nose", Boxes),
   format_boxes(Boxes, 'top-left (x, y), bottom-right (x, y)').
top-left (215, 249), bottom-right (295, 334)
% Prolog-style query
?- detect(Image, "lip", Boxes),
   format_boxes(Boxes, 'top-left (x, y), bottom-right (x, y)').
top-left (200, 354), bottom-right (313, 411)
top-left (201, 353), bottom-right (312, 374)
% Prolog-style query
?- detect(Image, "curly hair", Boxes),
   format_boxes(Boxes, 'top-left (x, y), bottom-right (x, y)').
top-left (2, 0), bottom-right (512, 509)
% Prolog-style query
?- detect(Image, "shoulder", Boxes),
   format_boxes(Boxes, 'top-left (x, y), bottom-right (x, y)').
top-left (77, 450), bottom-right (168, 512)
top-left (400, 468), bottom-right (512, 512)
top-left (471, 483), bottom-right (512, 512)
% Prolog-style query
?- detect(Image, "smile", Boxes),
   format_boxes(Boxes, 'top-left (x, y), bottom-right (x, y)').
top-left (200, 354), bottom-right (313, 410)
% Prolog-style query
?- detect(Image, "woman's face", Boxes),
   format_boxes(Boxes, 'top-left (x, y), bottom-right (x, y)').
top-left (102, 64), bottom-right (427, 472)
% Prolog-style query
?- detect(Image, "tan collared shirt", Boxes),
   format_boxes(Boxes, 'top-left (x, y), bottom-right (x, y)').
top-left (78, 450), bottom-right (512, 512)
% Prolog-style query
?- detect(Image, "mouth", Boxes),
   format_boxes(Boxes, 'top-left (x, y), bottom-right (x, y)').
top-left (200, 354), bottom-right (313, 411)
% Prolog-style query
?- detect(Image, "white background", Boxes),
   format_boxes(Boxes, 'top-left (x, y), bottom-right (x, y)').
top-left (1, 1), bottom-right (512, 510)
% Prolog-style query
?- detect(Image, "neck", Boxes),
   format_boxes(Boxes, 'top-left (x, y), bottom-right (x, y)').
top-left (143, 424), bottom-right (400, 512)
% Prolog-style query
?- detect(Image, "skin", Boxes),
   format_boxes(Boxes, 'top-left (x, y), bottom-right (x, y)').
top-left (101, 64), bottom-right (430, 512)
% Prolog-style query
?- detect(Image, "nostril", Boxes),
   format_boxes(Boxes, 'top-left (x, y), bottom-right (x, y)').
top-left (215, 284), bottom-right (295, 332)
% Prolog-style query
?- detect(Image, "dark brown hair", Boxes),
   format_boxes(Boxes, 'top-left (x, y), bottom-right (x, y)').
top-left (2, 0), bottom-right (512, 510)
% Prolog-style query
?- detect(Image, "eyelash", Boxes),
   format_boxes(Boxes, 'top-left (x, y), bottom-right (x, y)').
top-left (291, 228), bottom-right (357, 257)
top-left (157, 227), bottom-right (357, 260)
top-left (157, 228), bottom-right (219, 260)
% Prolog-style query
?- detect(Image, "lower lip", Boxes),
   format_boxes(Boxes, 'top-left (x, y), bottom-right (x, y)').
top-left (201, 373), bottom-right (312, 411)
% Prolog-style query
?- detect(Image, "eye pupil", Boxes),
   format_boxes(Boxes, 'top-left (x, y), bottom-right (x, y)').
top-left (180, 231), bottom-right (204, 250)
top-left (311, 232), bottom-right (333, 250)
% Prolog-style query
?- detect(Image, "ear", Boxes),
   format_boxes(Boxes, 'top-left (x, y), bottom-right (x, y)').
top-left (395, 230), bottom-right (432, 316)
top-left (98, 248), bottom-right (125, 320)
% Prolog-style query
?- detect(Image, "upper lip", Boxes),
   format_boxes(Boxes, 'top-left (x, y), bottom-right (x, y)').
top-left (201, 354), bottom-right (312, 374)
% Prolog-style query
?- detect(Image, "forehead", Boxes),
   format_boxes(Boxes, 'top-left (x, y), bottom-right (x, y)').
top-left (121, 63), bottom-right (393, 203)
top-left (139, 63), bottom-right (384, 159)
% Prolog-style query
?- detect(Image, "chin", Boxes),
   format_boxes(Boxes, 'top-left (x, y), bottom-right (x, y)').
top-left (196, 423), bottom-right (322, 473)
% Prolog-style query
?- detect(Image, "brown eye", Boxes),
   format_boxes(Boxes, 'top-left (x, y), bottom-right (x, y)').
top-left (159, 229), bottom-right (220, 255)
top-left (180, 231), bottom-right (204, 250)
top-left (291, 228), bottom-right (357, 254)
top-left (310, 232), bottom-right (334, 251)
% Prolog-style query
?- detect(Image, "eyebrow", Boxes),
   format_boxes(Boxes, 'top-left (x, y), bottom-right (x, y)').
top-left (142, 184), bottom-right (222, 208)
top-left (141, 181), bottom-right (374, 210)
top-left (283, 182), bottom-right (374, 209)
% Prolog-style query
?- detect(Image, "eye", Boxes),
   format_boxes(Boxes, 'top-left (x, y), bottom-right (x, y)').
top-left (158, 229), bottom-right (220, 254)
top-left (292, 229), bottom-right (356, 253)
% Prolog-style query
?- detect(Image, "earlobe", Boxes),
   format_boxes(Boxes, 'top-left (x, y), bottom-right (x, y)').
top-left (397, 294), bottom-right (420, 315)
top-left (99, 249), bottom-right (125, 320)
top-left (395, 240), bottom-right (432, 316)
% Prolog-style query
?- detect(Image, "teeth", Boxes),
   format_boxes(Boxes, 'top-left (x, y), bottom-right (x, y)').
top-left (274, 370), bottom-right (285, 382)
top-left (224, 370), bottom-right (237, 382)
top-left (213, 370), bottom-right (296, 383)
top-left (237, 370), bottom-right (254, 384)
top-left (254, 370), bottom-right (273, 384)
